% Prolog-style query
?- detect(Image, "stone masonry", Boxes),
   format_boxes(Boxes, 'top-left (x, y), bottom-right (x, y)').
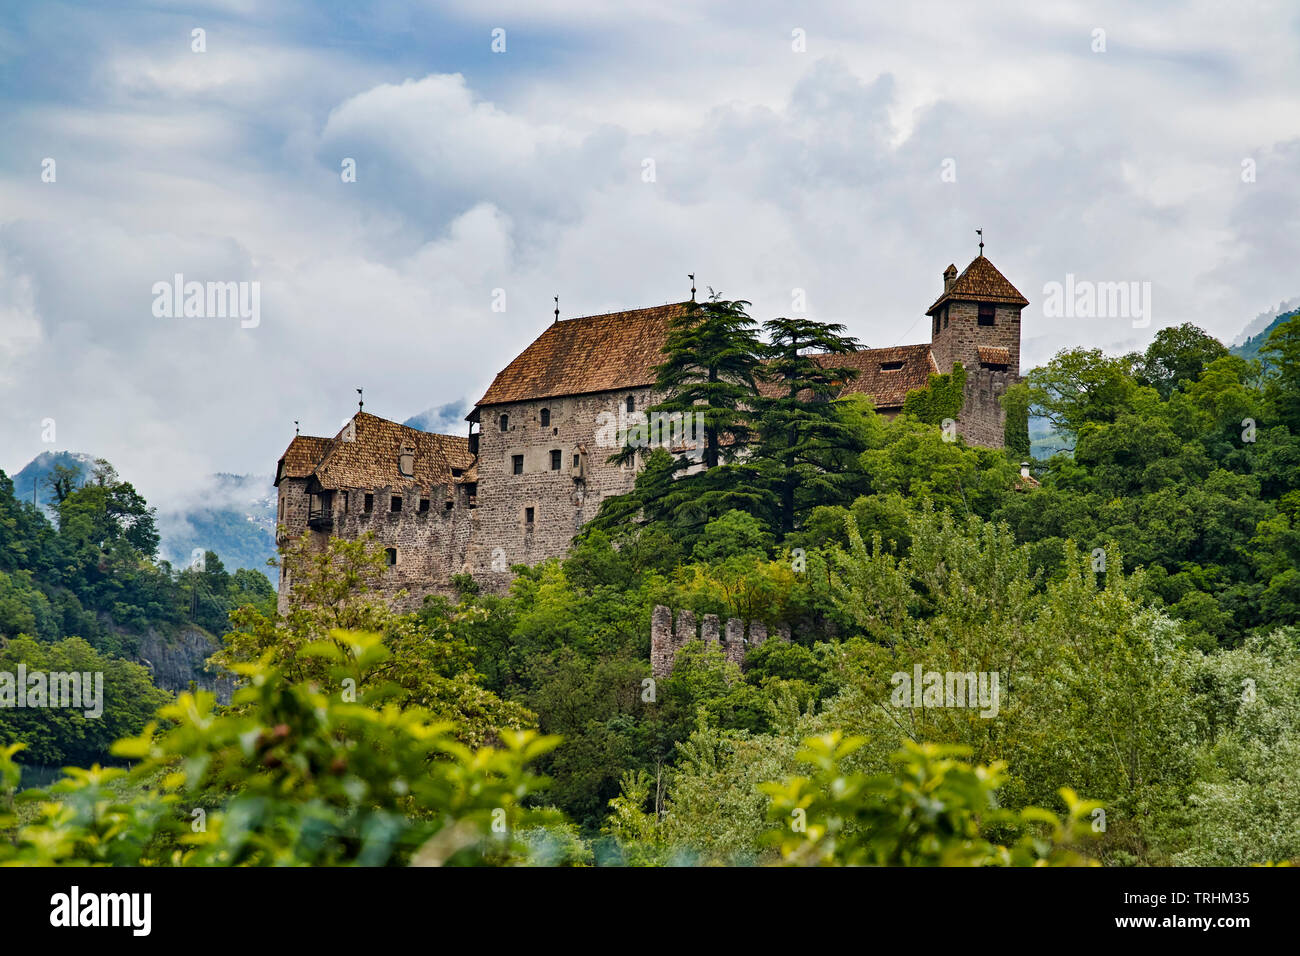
top-left (274, 252), bottom-right (1029, 610)
top-left (650, 605), bottom-right (791, 679)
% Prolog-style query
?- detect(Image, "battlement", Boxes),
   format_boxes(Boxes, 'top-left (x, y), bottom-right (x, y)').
top-left (650, 605), bottom-right (790, 679)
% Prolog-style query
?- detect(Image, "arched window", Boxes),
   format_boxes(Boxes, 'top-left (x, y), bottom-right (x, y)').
top-left (540, 408), bottom-right (550, 426)
top-left (499, 414), bottom-right (509, 432)
top-left (626, 395), bottom-right (635, 413)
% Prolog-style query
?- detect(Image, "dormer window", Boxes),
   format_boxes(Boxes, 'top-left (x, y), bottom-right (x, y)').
top-left (499, 414), bottom-right (509, 432)
top-left (540, 408), bottom-right (550, 427)
top-left (398, 446), bottom-right (414, 478)
top-left (880, 361), bottom-right (904, 372)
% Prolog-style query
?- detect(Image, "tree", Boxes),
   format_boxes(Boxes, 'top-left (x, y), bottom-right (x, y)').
top-left (751, 317), bottom-right (864, 534)
top-left (1027, 348), bottom-right (1142, 440)
top-left (636, 294), bottom-right (764, 470)
top-left (1133, 323), bottom-right (1228, 399)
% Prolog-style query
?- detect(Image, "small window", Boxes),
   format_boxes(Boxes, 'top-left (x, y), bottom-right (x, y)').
top-left (626, 395), bottom-right (635, 413)
top-left (418, 497), bottom-right (429, 513)
top-left (499, 414), bottom-right (509, 432)
top-left (384, 548), bottom-right (397, 566)
top-left (573, 453), bottom-right (579, 468)
top-left (512, 454), bottom-right (523, 475)
top-left (540, 408), bottom-right (550, 427)
top-left (978, 304), bottom-right (996, 326)
top-left (933, 315), bottom-right (940, 336)
top-left (451, 468), bottom-right (464, 478)
top-left (363, 493), bottom-right (374, 513)
top-left (880, 361), bottom-right (904, 371)
top-left (525, 507), bottom-right (535, 524)
top-left (391, 495), bottom-right (402, 513)
top-left (550, 449), bottom-right (561, 470)
top-left (444, 499), bottom-right (453, 511)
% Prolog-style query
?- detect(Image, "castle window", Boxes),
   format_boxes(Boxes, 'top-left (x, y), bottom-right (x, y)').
top-left (444, 499), bottom-right (453, 511)
top-left (933, 315), bottom-right (940, 336)
top-left (943, 308), bottom-right (950, 329)
top-left (978, 304), bottom-right (996, 326)
top-left (573, 453), bottom-right (579, 468)
top-left (385, 548), bottom-right (397, 566)
top-left (880, 361), bottom-right (904, 372)
top-left (512, 454), bottom-right (524, 475)
top-left (419, 497), bottom-right (429, 513)
top-left (451, 468), bottom-right (464, 478)
top-left (525, 507), bottom-right (535, 524)
top-left (550, 449), bottom-right (561, 470)
top-left (499, 414), bottom-right (509, 432)
top-left (540, 408), bottom-right (550, 427)
top-left (626, 395), bottom-right (635, 413)
top-left (364, 493), bottom-right (373, 513)
top-left (391, 495), bottom-right (402, 513)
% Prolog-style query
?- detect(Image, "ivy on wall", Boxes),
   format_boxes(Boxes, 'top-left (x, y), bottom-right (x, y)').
top-left (1000, 381), bottom-right (1031, 458)
top-left (901, 362), bottom-right (966, 424)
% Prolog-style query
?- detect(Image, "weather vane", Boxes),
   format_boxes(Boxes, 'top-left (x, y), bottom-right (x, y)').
top-left (977, 228), bottom-right (984, 256)
top-left (294, 419), bottom-right (300, 436)
top-left (689, 273), bottom-right (696, 302)
top-left (357, 387), bottom-right (364, 411)
top-left (554, 295), bottom-right (559, 323)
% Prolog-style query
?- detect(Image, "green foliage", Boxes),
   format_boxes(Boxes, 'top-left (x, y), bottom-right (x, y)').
top-left (901, 363), bottom-right (967, 424)
top-left (762, 736), bottom-right (1101, 866)
top-left (0, 635), bottom-right (561, 866)
top-left (1001, 381), bottom-right (1031, 458)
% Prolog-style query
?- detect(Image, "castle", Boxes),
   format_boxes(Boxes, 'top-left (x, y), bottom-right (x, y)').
top-left (274, 253), bottom-right (1028, 611)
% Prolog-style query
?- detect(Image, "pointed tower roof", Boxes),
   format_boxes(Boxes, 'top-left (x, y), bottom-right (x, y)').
top-left (926, 255), bottom-right (1029, 315)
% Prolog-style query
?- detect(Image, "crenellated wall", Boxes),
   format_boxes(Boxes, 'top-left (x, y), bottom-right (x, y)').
top-left (650, 605), bottom-right (790, 679)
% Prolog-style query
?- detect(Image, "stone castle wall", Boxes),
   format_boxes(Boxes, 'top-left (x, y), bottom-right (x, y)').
top-left (276, 476), bottom-right (475, 613)
top-left (956, 367), bottom-right (1018, 449)
top-left (650, 605), bottom-right (790, 679)
top-left (466, 386), bottom-right (659, 590)
top-left (931, 301), bottom-right (1022, 374)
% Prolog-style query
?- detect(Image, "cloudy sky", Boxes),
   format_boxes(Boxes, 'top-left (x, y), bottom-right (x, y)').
top-left (2, 0), bottom-right (1298, 509)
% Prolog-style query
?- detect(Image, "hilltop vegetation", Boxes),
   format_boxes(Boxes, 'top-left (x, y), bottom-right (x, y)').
top-left (3, 306), bottom-right (1300, 866)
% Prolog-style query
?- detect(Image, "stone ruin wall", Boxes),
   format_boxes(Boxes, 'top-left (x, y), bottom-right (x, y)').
top-left (650, 605), bottom-right (790, 679)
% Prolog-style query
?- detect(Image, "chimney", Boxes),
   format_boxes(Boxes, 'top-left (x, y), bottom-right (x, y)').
top-left (1020, 462), bottom-right (1031, 479)
top-left (943, 264), bottom-right (958, 293)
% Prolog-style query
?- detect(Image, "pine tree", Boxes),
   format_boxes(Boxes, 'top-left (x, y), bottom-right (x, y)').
top-left (752, 317), bottom-right (864, 535)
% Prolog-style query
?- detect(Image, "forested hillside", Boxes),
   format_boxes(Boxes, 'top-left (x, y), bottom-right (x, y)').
top-left (3, 304), bottom-right (1299, 867)
top-left (0, 459), bottom-right (275, 765)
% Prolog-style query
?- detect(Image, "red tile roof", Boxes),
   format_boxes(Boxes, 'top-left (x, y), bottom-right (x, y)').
top-left (276, 435), bottom-right (332, 484)
top-left (978, 346), bottom-right (1011, 366)
top-left (475, 303), bottom-right (693, 407)
top-left (927, 255), bottom-right (1028, 315)
top-left (275, 412), bottom-right (470, 491)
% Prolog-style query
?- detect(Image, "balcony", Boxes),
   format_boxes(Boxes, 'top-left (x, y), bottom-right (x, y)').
top-left (307, 508), bottom-right (333, 530)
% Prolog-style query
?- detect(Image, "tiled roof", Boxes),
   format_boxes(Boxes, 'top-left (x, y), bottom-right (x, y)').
top-left (475, 303), bottom-right (694, 407)
top-left (824, 344), bottom-right (940, 409)
top-left (927, 255), bottom-right (1029, 315)
top-left (755, 344), bottom-right (938, 410)
top-left (978, 346), bottom-right (1011, 366)
top-left (276, 412), bottom-right (470, 491)
top-left (276, 435), bottom-right (332, 484)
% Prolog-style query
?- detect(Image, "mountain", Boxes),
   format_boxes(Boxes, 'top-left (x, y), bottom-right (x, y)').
top-left (1231, 304), bottom-right (1299, 363)
top-left (11, 451), bottom-right (277, 581)
top-left (12, 450), bottom-right (98, 511)
top-left (154, 473), bottom-right (278, 581)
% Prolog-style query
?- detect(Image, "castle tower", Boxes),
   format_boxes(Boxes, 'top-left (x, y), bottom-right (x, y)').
top-left (926, 254), bottom-right (1028, 376)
